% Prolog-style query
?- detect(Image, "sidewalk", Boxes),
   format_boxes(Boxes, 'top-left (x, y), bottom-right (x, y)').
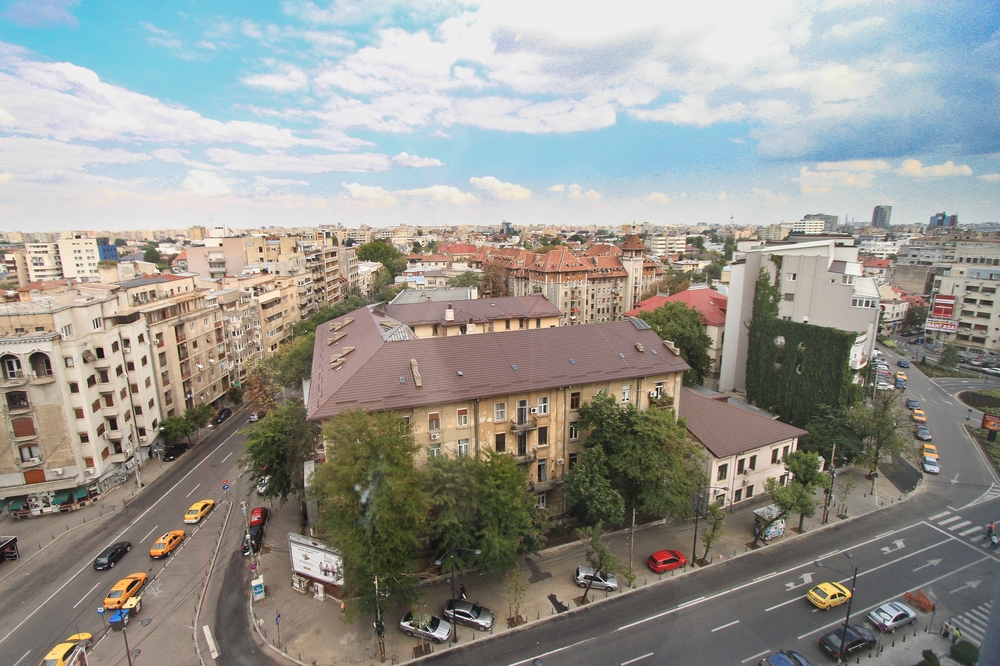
top-left (249, 464), bottom-right (924, 665)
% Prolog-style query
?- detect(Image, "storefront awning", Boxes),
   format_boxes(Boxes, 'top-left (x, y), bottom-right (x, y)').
top-left (73, 487), bottom-right (88, 501)
top-left (6, 497), bottom-right (26, 511)
top-left (0, 499), bottom-right (10, 512)
top-left (51, 490), bottom-right (72, 505)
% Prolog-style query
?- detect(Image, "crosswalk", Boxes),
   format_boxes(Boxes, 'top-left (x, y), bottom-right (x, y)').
top-left (928, 510), bottom-right (998, 545)
top-left (966, 483), bottom-right (1000, 507)
top-left (949, 601), bottom-right (993, 647)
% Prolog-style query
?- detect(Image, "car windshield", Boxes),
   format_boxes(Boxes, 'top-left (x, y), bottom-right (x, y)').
top-left (186, 510), bottom-right (198, 516)
top-left (153, 543), bottom-right (165, 550)
top-left (427, 617), bottom-right (440, 631)
top-left (108, 590), bottom-right (124, 599)
top-left (469, 605), bottom-right (482, 618)
top-left (872, 607), bottom-right (891, 620)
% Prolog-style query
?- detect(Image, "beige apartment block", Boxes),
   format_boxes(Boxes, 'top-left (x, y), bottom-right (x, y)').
top-left (930, 265), bottom-right (1000, 356)
top-left (307, 305), bottom-right (689, 513)
top-left (208, 288), bottom-right (262, 387)
top-left (339, 246), bottom-right (360, 295)
top-left (185, 237), bottom-right (248, 280)
top-left (305, 245), bottom-right (343, 309)
top-left (223, 273), bottom-right (299, 357)
top-left (25, 242), bottom-right (63, 282)
top-left (57, 236), bottom-right (100, 280)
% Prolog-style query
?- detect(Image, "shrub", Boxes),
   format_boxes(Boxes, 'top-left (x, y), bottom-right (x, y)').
top-left (916, 650), bottom-right (940, 666)
top-left (950, 640), bottom-right (979, 666)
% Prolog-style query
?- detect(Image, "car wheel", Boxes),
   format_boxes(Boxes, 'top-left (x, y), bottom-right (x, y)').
top-left (404, 630), bottom-right (414, 637)
top-left (577, 582), bottom-right (587, 588)
top-left (606, 586), bottom-right (615, 592)
top-left (824, 605), bottom-right (831, 611)
top-left (110, 561), bottom-right (115, 568)
top-left (432, 637), bottom-right (443, 644)
top-left (126, 545), bottom-right (131, 552)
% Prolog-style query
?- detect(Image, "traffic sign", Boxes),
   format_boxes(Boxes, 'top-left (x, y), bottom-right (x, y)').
top-left (97, 606), bottom-right (105, 615)
top-left (222, 480), bottom-right (229, 491)
top-left (250, 563), bottom-right (257, 571)
top-left (276, 613), bottom-right (281, 625)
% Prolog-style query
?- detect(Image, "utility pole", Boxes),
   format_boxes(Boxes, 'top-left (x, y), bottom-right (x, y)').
top-left (628, 507), bottom-right (636, 581)
top-left (821, 441), bottom-right (837, 524)
top-left (374, 574), bottom-right (386, 662)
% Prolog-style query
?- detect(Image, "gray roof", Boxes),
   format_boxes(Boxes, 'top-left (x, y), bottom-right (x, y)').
top-left (117, 275), bottom-right (177, 289)
top-left (384, 295), bottom-right (561, 327)
top-left (678, 388), bottom-right (807, 459)
top-left (389, 287), bottom-right (477, 304)
top-left (307, 305), bottom-right (690, 421)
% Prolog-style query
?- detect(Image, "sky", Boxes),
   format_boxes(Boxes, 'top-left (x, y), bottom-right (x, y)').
top-left (1, 0), bottom-right (999, 232)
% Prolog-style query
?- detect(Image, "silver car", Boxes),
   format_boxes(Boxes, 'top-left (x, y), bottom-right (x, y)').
top-left (444, 599), bottom-right (494, 631)
top-left (574, 566), bottom-right (619, 591)
top-left (399, 611), bottom-right (452, 644)
top-left (922, 456), bottom-right (940, 474)
top-left (868, 602), bottom-right (916, 632)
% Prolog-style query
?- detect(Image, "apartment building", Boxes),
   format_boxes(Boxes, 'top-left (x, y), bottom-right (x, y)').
top-left (307, 305), bottom-right (689, 512)
top-left (877, 284), bottom-right (909, 334)
top-left (223, 273), bottom-right (299, 357)
top-left (25, 243), bottom-right (62, 282)
top-left (3, 248), bottom-right (29, 287)
top-left (339, 246), bottom-right (360, 295)
top-left (929, 266), bottom-right (1000, 356)
top-left (208, 288), bottom-right (261, 386)
top-left (383, 295), bottom-right (562, 338)
top-left (720, 238), bottom-right (880, 394)
top-left (57, 236), bottom-right (100, 280)
top-left (0, 290), bottom-right (164, 515)
top-left (185, 237), bottom-right (248, 280)
top-left (305, 245), bottom-right (342, 309)
top-left (647, 235), bottom-right (687, 257)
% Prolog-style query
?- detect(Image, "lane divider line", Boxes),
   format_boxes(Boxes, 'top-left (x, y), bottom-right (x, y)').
top-left (72, 582), bottom-right (100, 609)
top-left (621, 652), bottom-right (654, 665)
top-left (711, 620), bottom-right (739, 632)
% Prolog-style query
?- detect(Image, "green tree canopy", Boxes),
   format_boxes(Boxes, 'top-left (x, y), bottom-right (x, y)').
top-left (272, 332), bottom-right (316, 389)
top-left (310, 409), bottom-right (428, 616)
top-left (801, 404), bottom-right (863, 465)
top-left (638, 301), bottom-right (714, 384)
top-left (226, 385), bottom-right (245, 407)
top-left (357, 240), bottom-right (407, 277)
top-left (240, 400), bottom-right (320, 504)
top-left (447, 271), bottom-right (481, 288)
top-left (160, 415), bottom-right (193, 446)
top-left (482, 264), bottom-right (509, 297)
top-left (939, 344), bottom-right (960, 368)
top-left (847, 390), bottom-right (915, 481)
top-left (576, 522), bottom-right (634, 601)
top-left (185, 403), bottom-right (214, 432)
top-left (782, 449), bottom-right (830, 531)
top-left (562, 446), bottom-right (625, 525)
top-left (904, 305), bottom-right (928, 331)
top-left (143, 245), bottom-right (162, 264)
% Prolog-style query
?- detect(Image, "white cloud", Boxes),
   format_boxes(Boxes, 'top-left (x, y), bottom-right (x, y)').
top-left (567, 183), bottom-right (601, 200)
top-left (342, 182), bottom-right (397, 205)
top-left (896, 159), bottom-right (973, 178)
top-left (647, 192), bottom-right (670, 204)
top-left (255, 176), bottom-right (310, 186)
top-left (729, 137), bottom-right (745, 144)
top-left (469, 176), bottom-right (531, 200)
top-left (397, 185), bottom-right (476, 204)
top-left (243, 66), bottom-right (310, 93)
top-left (548, 184), bottom-right (565, 192)
top-left (826, 17), bottom-right (885, 39)
top-left (816, 159), bottom-right (890, 172)
top-left (206, 148), bottom-right (392, 173)
top-left (751, 187), bottom-right (788, 204)
top-left (718, 191), bottom-right (728, 201)
top-left (391, 152), bottom-right (443, 168)
top-left (794, 165), bottom-right (877, 192)
top-left (630, 96), bottom-right (748, 128)
top-left (978, 174), bottom-right (1000, 182)
top-left (341, 181), bottom-right (475, 205)
top-left (151, 148), bottom-right (217, 170)
top-left (2, 0), bottom-right (78, 26)
top-left (182, 170), bottom-right (234, 196)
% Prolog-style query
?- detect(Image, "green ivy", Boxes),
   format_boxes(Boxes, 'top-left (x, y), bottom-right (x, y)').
top-left (746, 267), bottom-right (861, 427)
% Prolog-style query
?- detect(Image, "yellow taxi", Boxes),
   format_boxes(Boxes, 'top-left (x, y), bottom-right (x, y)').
top-left (895, 371), bottom-right (907, 382)
top-left (922, 443), bottom-right (939, 459)
top-left (911, 409), bottom-right (927, 423)
top-left (39, 633), bottom-right (92, 666)
top-left (103, 572), bottom-right (148, 610)
top-left (184, 499), bottom-right (215, 524)
top-left (149, 530), bottom-right (185, 558)
top-left (806, 581), bottom-right (852, 610)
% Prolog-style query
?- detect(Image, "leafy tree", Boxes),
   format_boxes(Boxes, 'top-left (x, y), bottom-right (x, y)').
top-left (753, 478), bottom-right (801, 547)
top-left (638, 301), bottom-right (714, 384)
top-left (160, 415), bottom-right (194, 446)
top-left (699, 503), bottom-right (726, 564)
top-left (848, 390), bottom-right (915, 490)
top-left (801, 405), bottom-right (863, 464)
top-left (782, 450), bottom-right (830, 531)
top-left (939, 344), bottom-right (960, 368)
top-left (142, 244), bottom-right (162, 265)
top-left (447, 271), bottom-right (481, 288)
top-left (291, 294), bottom-right (371, 338)
top-left (185, 403), bottom-right (214, 432)
top-left (576, 522), bottom-right (634, 601)
top-left (569, 234), bottom-right (586, 243)
top-left (482, 264), bottom-right (509, 297)
top-left (273, 332), bottom-right (316, 389)
top-left (904, 305), bottom-right (928, 331)
top-left (240, 400), bottom-right (320, 504)
top-left (244, 361), bottom-right (279, 410)
top-left (114, 238), bottom-right (127, 247)
top-left (503, 569), bottom-right (528, 626)
top-left (412, 241), bottom-right (422, 253)
top-left (310, 409), bottom-right (428, 616)
top-left (562, 446), bottom-right (625, 525)
top-left (357, 240), bottom-right (407, 278)
top-left (686, 236), bottom-right (705, 251)
top-left (227, 385), bottom-right (245, 407)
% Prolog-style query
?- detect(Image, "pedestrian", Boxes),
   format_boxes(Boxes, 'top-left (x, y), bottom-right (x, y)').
top-left (952, 626), bottom-right (962, 644)
top-left (986, 522), bottom-right (996, 540)
top-left (992, 534), bottom-right (999, 550)
top-left (942, 621), bottom-right (952, 638)
top-left (459, 583), bottom-right (467, 600)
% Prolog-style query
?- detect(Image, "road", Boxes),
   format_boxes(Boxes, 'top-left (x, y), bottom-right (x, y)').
top-left (0, 414), bottom-right (274, 666)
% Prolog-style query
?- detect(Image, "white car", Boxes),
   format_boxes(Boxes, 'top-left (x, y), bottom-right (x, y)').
top-left (876, 382), bottom-right (894, 391)
top-left (868, 602), bottom-right (917, 632)
top-left (399, 611), bottom-right (452, 644)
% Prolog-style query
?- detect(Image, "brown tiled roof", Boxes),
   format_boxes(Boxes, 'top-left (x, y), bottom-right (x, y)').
top-left (678, 388), bottom-right (807, 459)
top-left (307, 305), bottom-right (690, 421)
top-left (620, 234), bottom-right (646, 251)
top-left (526, 248), bottom-right (586, 272)
top-left (626, 287), bottom-right (728, 326)
top-left (384, 295), bottom-right (562, 326)
top-left (584, 244), bottom-right (623, 257)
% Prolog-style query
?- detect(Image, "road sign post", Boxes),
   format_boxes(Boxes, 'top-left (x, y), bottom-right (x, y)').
top-left (276, 612), bottom-right (281, 648)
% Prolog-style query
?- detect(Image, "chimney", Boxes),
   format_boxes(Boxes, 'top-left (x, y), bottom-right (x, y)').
top-left (445, 304), bottom-right (455, 322)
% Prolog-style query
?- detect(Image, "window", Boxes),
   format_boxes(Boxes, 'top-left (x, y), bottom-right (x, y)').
top-left (120, 388), bottom-right (127, 399)
top-left (568, 452), bottom-right (578, 470)
top-left (141, 356), bottom-right (148, 366)
top-left (537, 396), bottom-right (549, 415)
top-left (494, 402), bottom-right (506, 422)
top-left (64, 356), bottom-right (74, 368)
top-left (786, 273), bottom-right (797, 282)
top-left (96, 423), bottom-right (105, 437)
top-left (98, 370), bottom-right (109, 383)
top-left (536, 318), bottom-right (541, 328)
top-left (107, 417), bottom-right (119, 431)
top-left (116, 365), bottom-right (124, 377)
top-left (134, 405), bottom-right (143, 415)
top-left (505, 319), bottom-right (511, 330)
top-left (458, 438), bottom-right (469, 456)
top-left (745, 484), bottom-right (754, 499)
top-left (92, 318), bottom-right (102, 330)
top-left (519, 318), bottom-right (526, 329)
top-left (429, 443), bottom-right (441, 458)
top-left (536, 494), bottom-right (546, 509)
top-left (69, 382), bottom-right (79, 394)
top-left (851, 297), bottom-right (876, 308)
top-left (717, 463), bottom-right (728, 481)
top-left (5, 391), bottom-right (28, 409)
top-left (79, 432), bottom-right (89, 443)
top-left (138, 427), bottom-right (146, 437)
top-left (428, 412), bottom-right (440, 430)
top-left (841, 275), bottom-right (855, 285)
top-left (145, 377), bottom-right (152, 388)
top-left (538, 426), bottom-right (548, 446)
top-left (103, 394), bottom-right (114, 407)
top-left (749, 455), bottom-right (757, 471)
top-left (96, 347), bottom-right (106, 359)
top-left (537, 459), bottom-right (547, 482)
top-left (11, 417), bottom-right (36, 438)
top-left (92, 399), bottom-right (100, 413)
top-left (571, 392), bottom-right (581, 409)
top-left (75, 407), bottom-right (85, 419)
top-left (111, 341), bottom-right (119, 353)
top-left (516, 399), bottom-right (529, 424)
top-left (60, 324), bottom-right (73, 338)
top-left (771, 449), bottom-right (780, 464)
top-left (87, 375), bottom-right (97, 388)
top-left (569, 423), bottom-right (579, 440)
top-left (737, 458), bottom-right (746, 474)
top-left (495, 433), bottom-right (506, 453)
top-left (783, 293), bottom-right (794, 301)
top-left (733, 489), bottom-right (743, 502)
top-left (457, 408), bottom-right (469, 427)
top-left (130, 383), bottom-right (138, 394)
top-left (622, 385), bottom-right (631, 402)
top-left (19, 444), bottom-right (41, 462)
top-left (782, 445), bottom-right (790, 458)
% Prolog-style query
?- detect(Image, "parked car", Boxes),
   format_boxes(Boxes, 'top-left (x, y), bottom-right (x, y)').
top-left (969, 358), bottom-right (983, 366)
top-left (248, 410), bottom-right (267, 422)
top-left (760, 651), bottom-right (811, 666)
top-left (868, 602), bottom-right (917, 632)
top-left (915, 425), bottom-right (933, 441)
top-left (908, 338), bottom-right (920, 345)
top-left (922, 456), bottom-right (940, 474)
top-left (399, 611), bottom-right (452, 644)
top-left (982, 367), bottom-right (1000, 377)
top-left (647, 549), bottom-right (687, 573)
top-left (806, 581), bottom-right (851, 610)
top-left (93, 541), bottom-right (132, 570)
top-left (443, 599), bottom-right (494, 631)
top-left (922, 443), bottom-right (939, 459)
top-left (876, 382), bottom-right (894, 391)
top-left (242, 525), bottom-right (264, 555)
top-left (574, 566), bottom-right (619, 591)
top-left (184, 499), bottom-right (215, 524)
top-left (818, 624), bottom-right (875, 659)
top-left (39, 633), bottom-right (92, 666)
top-left (249, 506), bottom-right (269, 527)
top-left (911, 409), bottom-right (927, 423)
top-left (906, 398), bottom-right (920, 410)
top-left (103, 572), bottom-right (148, 610)
top-left (897, 359), bottom-right (910, 368)
top-left (149, 530), bottom-right (185, 559)
top-left (901, 330), bottom-right (916, 337)
top-left (162, 442), bottom-right (188, 461)
top-left (212, 408), bottom-right (232, 425)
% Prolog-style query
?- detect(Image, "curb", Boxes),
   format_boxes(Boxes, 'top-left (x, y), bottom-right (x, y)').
top-left (194, 500), bottom-right (234, 666)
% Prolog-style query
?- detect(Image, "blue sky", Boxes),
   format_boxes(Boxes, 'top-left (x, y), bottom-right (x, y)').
top-left (1, 0), bottom-right (998, 231)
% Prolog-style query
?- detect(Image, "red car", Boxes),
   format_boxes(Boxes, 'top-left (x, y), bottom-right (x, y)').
top-left (249, 507), bottom-right (269, 527)
top-left (647, 549), bottom-right (687, 573)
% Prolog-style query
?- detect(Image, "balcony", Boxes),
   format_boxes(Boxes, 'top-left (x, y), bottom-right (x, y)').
top-left (175, 333), bottom-right (187, 344)
top-left (1, 370), bottom-right (27, 387)
top-left (530, 477), bottom-right (558, 493)
top-left (28, 370), bottom-right (55, 385)
top-left (510, 418), bottom-right (538, 433)
top-left (514, 449), bottom-right (536, 464)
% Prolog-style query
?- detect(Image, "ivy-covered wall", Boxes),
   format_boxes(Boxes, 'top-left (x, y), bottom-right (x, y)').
top-left (745, 267), bottom-right (862, 427)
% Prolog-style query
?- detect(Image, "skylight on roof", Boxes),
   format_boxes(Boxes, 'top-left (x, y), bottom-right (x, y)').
top-left (399, 377), bottom-right (405, 384)
top-left (457, 371), bottom-right (463, 377)
top-left (511, 364), bottom-right (517, 371)
top-left (619, 353), bottom-right (625, 359)
top-left (569, 358), bottom-right (575, 364)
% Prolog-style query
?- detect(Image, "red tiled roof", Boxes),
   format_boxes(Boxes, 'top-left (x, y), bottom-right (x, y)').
top-left (584, 244), bottom-right (623, 257)
top-left (625, 287), bottom-right (727, 326)
top-left (863, 258), bottom-right (891, 268)
top-left (438, 242), bottom-right (478, 255)
top-left (308, 305), bottom-right (690, 421)
top-left (679, 388), bottom-right (807, 459)
top-left (620, 234), bottom-right (645, 251)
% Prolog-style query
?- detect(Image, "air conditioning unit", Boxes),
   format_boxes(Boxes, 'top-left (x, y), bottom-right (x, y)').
top-left (649, 390), bottom-right (659, 398)
top-left (50, 468), bottom-right (64, 476)
top-left (429, 433), bottom-right (440, 440)
top-left (742, 479), bottom-right (749, 486)
top-left (85, 467), bottom-right (96, 475)
top-left (28, 457), bottom-right (40, 464)
top-left (556, 458), bottom-right (565, 466)
top-left (742, 469), bottom-right (751, 475)
top-left (529, 407), bottom-right (538, 414)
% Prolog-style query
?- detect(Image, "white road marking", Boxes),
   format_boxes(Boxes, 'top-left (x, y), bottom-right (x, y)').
top-left (765, 597), bottom-right (803, 612)
top-left (961, 526), bottom-right (984, 537)
top-left (220, 451), bottom-right (232, 463)
top-left (12, 650), bottom-right (31, 666)
top-left (929, 511), bottom-right (952, 520)
top-left (621, 653), bottom-right (653, 665)
top-left (949, 521), bottom-right (972, 531)
top-left (711, 620), bottom-right (740, 632)
top-left (0, 428), bottom-right (242, 649)
top-left (140, 525), bottom-right (159, 543)
top-left (186, 483), bottom-right (201, 498)
top-left (742, 651), bottom-right (770, 664)
top-left (202, 624), bottom-right (220, 659)
top-left (72, 582), bottom-right (101, 609)
top-left (938, 516), bottom-right (962, 525)
top-left (676, 596), bottom-right (706, 609)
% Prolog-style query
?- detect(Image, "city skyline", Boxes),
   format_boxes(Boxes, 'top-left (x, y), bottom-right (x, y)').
top-left (1, 0), bottom-right (998, 231)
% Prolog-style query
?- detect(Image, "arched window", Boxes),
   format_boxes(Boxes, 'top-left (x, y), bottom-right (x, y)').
top-left (28, 352), bottom-right (52, 378)
top-left (1, 354), bottom-right (22, 380)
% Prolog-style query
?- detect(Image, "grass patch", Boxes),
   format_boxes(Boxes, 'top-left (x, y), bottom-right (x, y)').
top-left (918, 364), bottom-right (978, 379)
top-left (958, 389), bottom-right (1000, 415)
top-left (964, 424), bottom-right (1000, 471)
top-left (878, 337), bottom-right (899, 351)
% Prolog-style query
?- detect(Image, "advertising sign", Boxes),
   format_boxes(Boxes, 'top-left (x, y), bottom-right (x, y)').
top-left (288, 533), bottom-right (344, 587)
top-left (982, 414), bottom-right (1000, 432)
top-left (931, 295), bottom-right (956, 319)
top-left (925, 318), bottom-right (958, 333)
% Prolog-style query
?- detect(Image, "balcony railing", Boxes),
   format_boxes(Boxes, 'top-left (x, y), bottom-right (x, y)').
top-left (510, 418), bottom-right (538, 433)
top-left (175, 333), bottom-right (187, 343)
top-left (514, 450), bottom-right (536, 464)
top-left (530, 477), bottom-right (558, 492)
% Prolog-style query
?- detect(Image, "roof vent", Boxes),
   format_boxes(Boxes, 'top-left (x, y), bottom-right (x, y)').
top-left (399, 377), bottom-right (406, 384)
top-left (619, 352), bottom-right (626, 359)
top-left (445, 304), bottom-right (455, 322)
top-left (410, 358), bottom-right (422, 387)
top-left (651, 349), bottom-right (658, 355)
top-left (635, 343), bottom-right (644, 352)
top-left (327, 331), bottom-right (346, 345)
top-left (569, 358), bottom-right (575, 364)
top-left (456, 370), bottom-right (463, 377)
top-left (329, 317), bottom-right (354, 332)
top-left (511, 364), bottom-right (517, 371)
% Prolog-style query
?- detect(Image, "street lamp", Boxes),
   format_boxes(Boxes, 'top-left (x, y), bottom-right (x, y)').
top-left (815, 551), bottom-right (859, 665)
top-left (691, 484), bottom-right (728, 566)
top-left (434, 547), bottom-right (481, 643)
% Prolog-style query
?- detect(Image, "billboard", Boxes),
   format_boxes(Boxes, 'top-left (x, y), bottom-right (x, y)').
top-left (288, 533), bottom-right (344, 587)
top-left (931, 295), bottom-right (956, 319)
top-left (982, 414), bottom-right (1000, 432)
top-left (925, 319), bottom-right (958, 333)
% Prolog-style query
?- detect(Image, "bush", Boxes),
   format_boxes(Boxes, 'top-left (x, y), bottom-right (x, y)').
top-left (916, 649), bottom-right (940, 666)
top-left (950, 640), bottom-right (979, 666)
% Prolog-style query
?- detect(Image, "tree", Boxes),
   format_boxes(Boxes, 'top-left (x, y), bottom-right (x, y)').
top-left (143, 245), bottom-right (162, 265)
top-left (98, 259), bottom-right (117, 267)
top-left (904, 305), bottom-right (928, 331)
top-left (240, 400), bottom-right (320, 504)
top-left (939, 344), bottom-right (960, 368)
top-left (638, 301), bottom-right (714, 384)
top-left (357, 240), bottom-right (407, 278)
top-left (291, 294), bottom-right (371, 338)
top-left (412, 241), bottom-right (422, 253)
top-left (482, 264), bottom-right (509, 297)
top-left (309, 409), bottom-right (428, 616)
top-left (244, 361), bottom-right (279, 409)
top-left (569, 234), bottom-right (586, 243)
top-left (562, 446), bottom-right (625, 525)
top-left (848, 390), bottom-right (915, 490)
top-left (699, 503), bottom-right (726, 564)
top-left (447, 271), bottom-right (481, 288)
top-left (185, 403), bottom-right (214, 433)
top-left (114, 238), bottom-right (127, 247)
top-left (160, 415), bottom-right (194, 446)
top-left (272, 332), bottom-right (316, 389)
top-left (227, 385), bottom-right (245, 407)
top-left (503, 569), bottom-right (528, 627)
top-left (782, 450), bottom-right (830, 531)
top-left (576, 522), bottom-right (634, 602)
top-left (686, 236), bottom-right (705, 251)
top-left (801, 405), bottom-right (863, 465)
top-left (753, 479), bottom-right (801, 547)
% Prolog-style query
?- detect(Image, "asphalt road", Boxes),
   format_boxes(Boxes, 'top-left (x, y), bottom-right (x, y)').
top-left (0, 414), bottom-right (271, 666)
